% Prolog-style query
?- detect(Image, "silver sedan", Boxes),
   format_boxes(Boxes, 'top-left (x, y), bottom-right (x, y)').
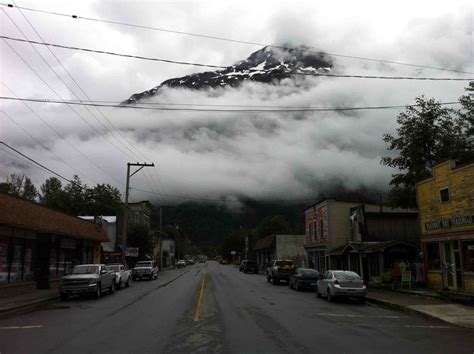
top-left (316, 270), bottom-right (366, 303)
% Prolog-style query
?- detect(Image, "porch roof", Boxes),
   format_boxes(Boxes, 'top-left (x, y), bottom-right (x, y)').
top-left (328, 240), bottom-right (417, 255)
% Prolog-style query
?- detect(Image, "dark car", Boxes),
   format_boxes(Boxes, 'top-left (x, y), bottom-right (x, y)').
top-left (289, 268), bottom-right (320, 290)
top-left (239, 260), bottom-right (248, 271)
top-left (242, 261), bottom-right (258, 274)
top-left (266, 260), bottom-right (296, 284)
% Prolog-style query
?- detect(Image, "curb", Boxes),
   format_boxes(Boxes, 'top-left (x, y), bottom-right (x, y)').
top-left (365, 296), bottom-right (467, 328)
top-left (0, 295), bottom-right (59, 319)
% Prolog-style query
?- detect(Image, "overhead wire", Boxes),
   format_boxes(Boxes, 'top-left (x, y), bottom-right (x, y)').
top-left (1, 36), bottom-right (473, 81)
top-left (1, 2), bottom-right (472, 75)
top-left (0, 96), bottom-right (462, 113)
top-left (0, 110), bottom-right (99, 185)
top-left (12, 4), bottom-right (153, 163)
top-left (1, 9), bottom-right (143, 164)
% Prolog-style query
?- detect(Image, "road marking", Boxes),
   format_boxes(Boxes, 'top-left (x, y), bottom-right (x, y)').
top-left (0, 325), bottom-right (43, 330)
top-left (317, 313), bottom-right (402, 319)
top-left (193, 271), bottom-right (206, 322)
top-left (346, 323), bottom-right (450, 329)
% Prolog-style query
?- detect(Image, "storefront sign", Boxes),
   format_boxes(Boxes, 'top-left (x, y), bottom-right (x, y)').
top-left (125, 247), bottom-right (139, 257)
top-left (425, 215), bottom-right (474, 231)
top-left (60, 239), bottom-right (76, 249)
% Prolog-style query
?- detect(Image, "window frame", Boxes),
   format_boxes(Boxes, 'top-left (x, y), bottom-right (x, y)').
top-left (439, 187), bottom-right (450, 203)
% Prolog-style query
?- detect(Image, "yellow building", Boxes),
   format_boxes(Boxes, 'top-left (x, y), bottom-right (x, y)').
top-left (416, 160), bottom-right (474, 293)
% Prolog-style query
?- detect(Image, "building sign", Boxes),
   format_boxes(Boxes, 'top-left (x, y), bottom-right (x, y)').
top-left (125, 247), bottom-right (139, 257)
top-left (60, 239), bottom-right (76, 249)
top-left (230, 251), bottom-right (237, 255)
top-left (425, 215), bottom-right (474, 231)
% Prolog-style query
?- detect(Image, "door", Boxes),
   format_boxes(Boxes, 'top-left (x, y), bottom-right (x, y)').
top-left (443, 242), bottom-right (456, 289)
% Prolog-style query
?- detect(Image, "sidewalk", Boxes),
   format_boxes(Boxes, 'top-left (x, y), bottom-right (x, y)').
top-left (367, 288), bottom-right (474, 329)
top-left (0, 288), bottom-right (59, 318)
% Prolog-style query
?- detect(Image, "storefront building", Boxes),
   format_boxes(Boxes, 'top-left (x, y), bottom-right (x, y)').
top-left (304, 199), bottom-right (361, 273)
top-left (416, 160), bottom-right (474, 293)
top-left (254, 234), bottom-right (305, 271)
top-left (0, 192), bottom-right (108, 295)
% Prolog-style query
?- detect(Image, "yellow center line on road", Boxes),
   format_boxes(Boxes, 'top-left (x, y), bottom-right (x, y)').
top-left (0, 325), bottom-right (43, 330)
top-left (193, 271), bottom-right (206, 322)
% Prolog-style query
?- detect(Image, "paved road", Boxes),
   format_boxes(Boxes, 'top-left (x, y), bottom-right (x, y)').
top-left (1, 261), bottom-right (473, 354)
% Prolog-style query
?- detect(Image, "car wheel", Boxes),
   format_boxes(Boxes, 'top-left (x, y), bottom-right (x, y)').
top-left (295, 281), bottom-right (299, 291)
top-left (266, 275), bottom-right (271, 282)
top-left (117, 278), bottom-right (121, 289)
top-left (327, 288), bottom-right (332, 302)
top-left (110, 281), bottom-right (115, 294)
top-left (272, 276), bottom-right (278, 285)
top-left (125, 277), bottom-right (131, 287)
top-left (94, 283), bottom-right (101, 299)
top-left (60, 293), bottom-right (68, 301)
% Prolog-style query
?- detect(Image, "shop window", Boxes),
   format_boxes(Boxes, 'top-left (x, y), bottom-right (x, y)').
top-left (439, 188), bottom-right (450, 203)
top-left (426, 243), bottom-right (441, 270)
top-left (320, 220), bottom-right (324, 240)
top-left (23, 239), bottom-right (35, 282)
top-left (463, 241), bottom-right (474, 272)
top-left (10, 239), bottom-right (24, 283)
top-left (49, 247), bottom-right (58, 279)
top-left (308, 223), bottom-right (312, 242)
top-left (313, 222), bottom-right (317, 240)
top-left (0, 237), bottom-right (9, 284)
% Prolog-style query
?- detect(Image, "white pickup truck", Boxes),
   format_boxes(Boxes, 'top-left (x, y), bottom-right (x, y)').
top-left (107, 264), bottom-right (132, 289)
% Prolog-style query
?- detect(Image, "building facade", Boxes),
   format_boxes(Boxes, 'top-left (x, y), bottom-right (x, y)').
top-left (79, 216), bottom-right (119, 263)
top-left (416, 160), bottom-right (474, 293)
top-left (0, 192), bottom-right (108, 295)
top-left (305, 199), bottom-right (419, 281)
top-left (254, 234), bottom-right (305, 271)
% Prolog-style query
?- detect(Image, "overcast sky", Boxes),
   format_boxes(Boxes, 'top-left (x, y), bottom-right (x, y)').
top-left (0, 0), bottom-right (473, 205)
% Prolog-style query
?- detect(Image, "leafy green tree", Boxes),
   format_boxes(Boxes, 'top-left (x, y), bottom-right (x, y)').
top-left (382, 95), bottom-right (474, 208)
top-left (85, 183), bottom-right (122, 216)
top-left (127, 223), bottom-right (154, 260)
top-left (63, 175), bottom-right (87, 215)
top-left (40, 177), bottom-right (66, 210)
top-left (457, 82), bottom-right (474, 137)
top-left (255, 215), bottom-right (290, 239)
top-left (1, 174), bottom-right (38, 201)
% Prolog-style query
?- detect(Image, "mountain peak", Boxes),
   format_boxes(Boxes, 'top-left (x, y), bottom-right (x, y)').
top-left (123, 46), bottom-right (332, 104)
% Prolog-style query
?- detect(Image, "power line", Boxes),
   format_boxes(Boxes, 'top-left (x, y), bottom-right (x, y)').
top-left (1, 10), bottom-right (144, 163)
top-left (2, 35), bottom-right (473, 81)
top-left (0, 141), bottom-right (74, 184)
top-left (0, 83), bottom-right (124, 187)
top-left (1, 2), bottom-right (472, 75)
top-left (11, 5), bottom-right (153, 164)
top-left (0, 96), bottom-right (462, 113)
top-left (0, 110), bottom-right (99, 185)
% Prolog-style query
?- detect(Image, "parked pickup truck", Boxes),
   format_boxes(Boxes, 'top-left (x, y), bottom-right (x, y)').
top-left (132, 260), bottom-right (158, 281)
top-left (59, 264), bottom-right (116, 300)
top-left (107, 264), bottom-right (132, 289)
top-left (266, 260), bottom-right (296, 285)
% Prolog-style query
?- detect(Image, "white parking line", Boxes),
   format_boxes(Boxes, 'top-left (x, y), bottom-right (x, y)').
top-left (0, 325), bottom-right (43, 330)
top-left (317, 313), bottom-right (403, 319)
top-left (346, 323), bottom-right (450, 329)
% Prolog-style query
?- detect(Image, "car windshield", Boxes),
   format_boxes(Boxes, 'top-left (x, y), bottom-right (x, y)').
top-left (275, 261), bottom-right (294, 267)
top-left (300, 269), bottom-right (319, 276)
top-left (334, 271), bottom-right (360, 280)
top-left (72, 266), bottom-right (99, 274)
top-left (108, 265), bottom-right (120, 272)
top-left (135, 262), bottom-right (151, 267)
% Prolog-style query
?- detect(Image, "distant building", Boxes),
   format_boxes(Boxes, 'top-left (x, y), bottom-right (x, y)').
top-left (304, 199), bottom-right (419, 281)
top-left (0, 192), bottom-right (108, 295)
top-left (254, 234), bottom-right (305, 271)
top-left (79, 216), bottom-right (119, 263)
top-left (416, 160), bottom-right (474, 293)
top-left (116, 200), bottom-right (152, 251)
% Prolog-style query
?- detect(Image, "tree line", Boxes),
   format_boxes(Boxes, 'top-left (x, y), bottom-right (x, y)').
top-left (0, 174), bottom-right (122, 216)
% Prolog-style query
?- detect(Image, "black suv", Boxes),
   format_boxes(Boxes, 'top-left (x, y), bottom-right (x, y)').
top-left (239, 260), bottom-right (258, 273)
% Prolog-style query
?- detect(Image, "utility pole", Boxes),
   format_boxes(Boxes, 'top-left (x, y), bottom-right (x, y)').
top-left (122, 162), bottom-right (154, 264)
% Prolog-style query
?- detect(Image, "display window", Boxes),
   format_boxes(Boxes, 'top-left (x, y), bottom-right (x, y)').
top-left (462, 241), bottom-right (474, 272)
top-left (426, 243), bottom-right (441, 270)
top-left (0, 237), bottom-right (9, 284)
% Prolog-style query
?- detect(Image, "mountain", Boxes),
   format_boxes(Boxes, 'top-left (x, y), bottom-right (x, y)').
top-left (123, 46), bottom-right (332, 104)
